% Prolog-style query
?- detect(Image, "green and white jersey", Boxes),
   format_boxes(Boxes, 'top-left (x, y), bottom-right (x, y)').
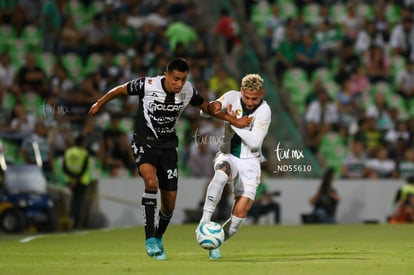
top-left (218, 90), bottom-right (271, 159)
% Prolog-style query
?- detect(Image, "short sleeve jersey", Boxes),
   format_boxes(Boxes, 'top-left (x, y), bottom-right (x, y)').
top-left (127, 75), bottom-right (204, 148)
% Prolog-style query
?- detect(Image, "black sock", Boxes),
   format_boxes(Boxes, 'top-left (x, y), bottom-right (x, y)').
top-left (141, 190), bottom-right (157, 240)
top-left (155, 210), bottom-right (172, 238)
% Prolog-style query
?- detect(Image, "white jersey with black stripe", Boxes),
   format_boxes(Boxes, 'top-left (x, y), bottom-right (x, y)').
top-left (218, 90), bottom-right (271, 159)
top-left (127, 75), bottom-right (204, 148)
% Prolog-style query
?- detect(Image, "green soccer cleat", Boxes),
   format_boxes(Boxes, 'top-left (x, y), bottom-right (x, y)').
top-left (209, 248), bottom-right (221, 260)
top-left (145, 237), bottom-right (162, 257)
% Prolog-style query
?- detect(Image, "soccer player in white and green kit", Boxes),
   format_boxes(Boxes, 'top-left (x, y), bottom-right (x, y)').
top-left (197, 74), bottom-right (272, 259)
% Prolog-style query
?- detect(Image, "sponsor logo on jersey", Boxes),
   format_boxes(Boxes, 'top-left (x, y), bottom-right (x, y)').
top-left (148, 101), bottom-right (183, 112)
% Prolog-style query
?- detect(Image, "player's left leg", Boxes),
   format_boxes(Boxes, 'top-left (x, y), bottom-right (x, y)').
top-left (223, 196), bottom-right (254, 241)
top-left (152, 147), bottom-right (178, 260)
top-left (153, 189), bottom-right (176, 260)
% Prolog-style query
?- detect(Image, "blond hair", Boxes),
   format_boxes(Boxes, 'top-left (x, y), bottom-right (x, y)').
top-left (241, 74), bottom-right (264, 92)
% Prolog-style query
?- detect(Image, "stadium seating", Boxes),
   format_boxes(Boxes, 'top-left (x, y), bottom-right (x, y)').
top-left (84, 53), bottom-right (103, 75)
top-left (36, 52), bottom-right (56, 77)
top-left (61, 53), bottom-right (84, 82)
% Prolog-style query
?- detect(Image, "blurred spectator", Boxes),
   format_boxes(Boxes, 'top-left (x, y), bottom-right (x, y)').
top-left (8, 102), bottom-right (36, 137)
top-left (274, 22), bottom-right (297, 83)
top-left (389, 136), bottom-right (410, 166)
top-left (340, 2), bottom-right (363, 42)
top-left (21, 121), bottom-right (54, 177)
top-left (341, 140), bottom-right (368, 179)
top-left (398, 149), bottom-right (414, 179)
top-left (365, 147), bottom-right (398, 178)
top-left (188, 125), bottom-right (215, 178)
top-left (0, 52), bottom-right (17, 94)
top-left (364, 45), bottom-right (391, 84)
top-left (82, 14), bottom-right (111, 55)
top-left (178, 2), bottom-right (208, 41)
top-left (384, 120), bottom-right (410, 148)
top-left (348, 65), bottom-right (371, 99)
top-left (215, 8), bottom-right (241, 55)
top-left (355, 20), bottom-right (386, 54)
top-left (389, 193), bottom-right (414, 224)
top-left (396, 61), bottom-right (414, 101)
top-left (389, 177), bottom-right (414, 224)
top-left (40, 0), bottom-right (64, 55)
top-left (295, 32), bottom-right (324, 79)
top-left (354, 110), bottom-right (384, 157)
top-left (47, 111), bottom-right (74, 158)
top-left (305, 88), bottom-right (339, 150)
top-left (63, 135), bottom-right (91, 229)
top-left (336, 78), bottom-right (360, 128)
top-left (61, 16), bottom-right (86, 56)
top-left (146, 4), bottom-right (169, 29)
top-left (49, 60), bottom-right (75, 104)
top-left (191, 39), bottom-right (213, 79)
top-left (314, 19), bottom-right (342, 67)
top-left (263, 3), bottom-right (284, 57)
top-left (313, 4), bottom-right (334, 28)
top-left (79, 72), bottom-right (102, 103)
top-left (111, 11), bottom-right (138, 53)
top-left (372, 5), bottom-right (391, 44)
top-left (126, 4), bottom-right (147, 30)
top-left (335, 38), bottom-right (360, 85)
top-left (371, 92), bottom-right (394, 131)
top-left (208, 67), bottom-right (238, 97)
top-left (247, 181), bottom-right (281, 224)
top-left (389, 16), bottom-right (414, 61)
top-left (19, 0), bottom-right (42, 25)
top-left (309, 168), bottom-right (340, 224)
top-left (14, 52), bottom-right (49, 98)
top-left (80, 117), bottom-right (102, 156)
top-left (99, 114), bottom-right (137, 177)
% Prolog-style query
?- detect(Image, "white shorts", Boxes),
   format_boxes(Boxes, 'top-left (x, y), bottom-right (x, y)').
top-left (214, 152), bottom-right (261, 200)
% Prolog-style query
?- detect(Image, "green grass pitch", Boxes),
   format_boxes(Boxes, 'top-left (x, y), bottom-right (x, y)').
top-left (1, 224), bottom-right (413, 275)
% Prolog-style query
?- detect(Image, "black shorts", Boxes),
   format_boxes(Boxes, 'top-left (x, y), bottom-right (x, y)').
top-left (131, 142), bottom-right (178, 191)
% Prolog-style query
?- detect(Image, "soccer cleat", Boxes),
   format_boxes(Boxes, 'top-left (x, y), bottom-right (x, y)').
top-left (145, 237), bottom-right (162, 257)
top-left (209, 248), bottom-right (221, 260)
top-left (153, 238), bottom-right (167, 260)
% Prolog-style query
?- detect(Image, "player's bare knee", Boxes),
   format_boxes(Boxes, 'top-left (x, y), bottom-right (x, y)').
top-left (144, 177), bottom-right (158, 191)
top-left (216, 161), bottom-right (231, 177)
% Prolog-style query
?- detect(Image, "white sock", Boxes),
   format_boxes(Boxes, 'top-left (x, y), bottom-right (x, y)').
top-left (223, 214), bottom-right (245, 241)
top-left (200, 169), bottom-right (228, 223)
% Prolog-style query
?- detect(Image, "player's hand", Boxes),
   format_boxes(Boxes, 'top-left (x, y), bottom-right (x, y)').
top-left (88, 102), bottom-right (100, 117)
top-left (226, 104), bottom-right (236, 117)
top-left (232, 116), bottom-right (252, 128)
top-left (207, 101), bottom-right (221, 115)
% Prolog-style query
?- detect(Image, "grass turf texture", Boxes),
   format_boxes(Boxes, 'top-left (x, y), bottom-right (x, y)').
top-left (1, 224), bottom-right (413, 275)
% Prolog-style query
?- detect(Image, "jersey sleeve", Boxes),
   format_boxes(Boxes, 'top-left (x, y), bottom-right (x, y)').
top-left (189, 88), bottom-right (205, 106)
top-left (127, 77), bottom-right (145, 96)
top-left (230, 105), bottom-right (271, 149)
top-left (217, 91), bottom-right (237, 111)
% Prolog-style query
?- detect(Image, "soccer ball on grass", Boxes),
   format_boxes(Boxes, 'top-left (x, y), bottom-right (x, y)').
top-left (196, 221), bottom-right (225, 250)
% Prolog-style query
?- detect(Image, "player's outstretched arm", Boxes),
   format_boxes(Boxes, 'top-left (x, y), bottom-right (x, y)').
top-left (200, 101), bottom-right (251, 128)
top-left (88, 83), bottom-right (128, 117)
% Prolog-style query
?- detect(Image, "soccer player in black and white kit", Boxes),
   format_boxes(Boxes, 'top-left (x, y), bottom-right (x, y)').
top-left (88, 58), bottom-right (251, 260)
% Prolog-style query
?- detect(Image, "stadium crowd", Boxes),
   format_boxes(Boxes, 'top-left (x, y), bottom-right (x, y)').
top-left (1, 0), bottom-right (414, 184)
top-left (0, 0), bottom-right (240, 182)
top-left (248, 0), bottom-right (414, 179)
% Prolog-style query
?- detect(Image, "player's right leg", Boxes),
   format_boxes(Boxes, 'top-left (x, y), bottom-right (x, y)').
top-left (199, 159), bottom-right (231, 224)
top-left (139, 163), bottom-right (162, 257)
